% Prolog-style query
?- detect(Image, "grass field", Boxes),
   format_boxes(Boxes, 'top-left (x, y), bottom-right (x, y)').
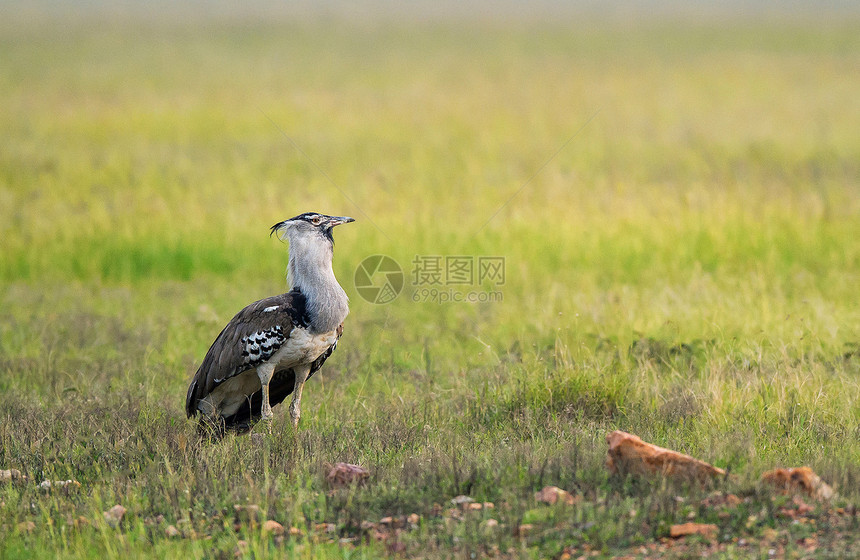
top-left (1, 3), bottom-right (859, 558)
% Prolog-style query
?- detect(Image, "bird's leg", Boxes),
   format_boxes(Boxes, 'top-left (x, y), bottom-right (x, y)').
top-left (289, 365), bottom-right (311, 428)
top-left (256, 364), bottom-right (276, 424)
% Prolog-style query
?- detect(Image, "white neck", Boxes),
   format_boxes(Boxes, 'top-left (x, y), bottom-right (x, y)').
top-left (287, 234), bottom-right (349, 333)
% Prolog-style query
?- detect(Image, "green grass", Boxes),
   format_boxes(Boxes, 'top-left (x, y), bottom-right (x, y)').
top-left (1, 4), bottom-right (860, 558)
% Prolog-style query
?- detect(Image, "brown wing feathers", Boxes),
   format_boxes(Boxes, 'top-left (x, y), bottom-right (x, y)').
top-left (185, 289), bottom-right (308, 418)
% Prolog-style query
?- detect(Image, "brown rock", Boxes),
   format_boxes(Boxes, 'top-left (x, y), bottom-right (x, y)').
top-left (468, 502), bottom-right (483, 511)
top-left (39, 479), bottom-right (81, 493)
top-left (669, 522), bottom-right (718, 540)
top-left (606, 431), bottom-right (725, 482)
top-left (1, 469), bottom-right (26, 483)
top-left (103, 505), bottom-right (127, 528)
top-left (326, 463), bottom-right (370, 487)
top-left (761, 467), bottom-right (834, 501)
top-left (288, 526), bottom-right (303, 537)
top-left (451, 495), bottom-right (475, 510)
top-left (535, 486), bottom-right (578, 506)
top-left (165, 525), bottom-right (181, 538)
top-left (407, 513), bottom-right (420, 525)
top-left (263, 520), bottom-right (284, 535)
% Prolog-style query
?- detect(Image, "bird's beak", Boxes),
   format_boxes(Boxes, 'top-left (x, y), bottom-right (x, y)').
top-left (328, 216), bottom-right (355, 227)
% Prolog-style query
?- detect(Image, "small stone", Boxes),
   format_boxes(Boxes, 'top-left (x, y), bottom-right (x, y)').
top-left (761, 467), bottom-right (835, 501)
top-left (262, 520), bottom-right (284, 535)
top-left (103, 505), bottom-right (127, 528)
top-left (669, 523), bottom-right (718, 540)
top-left (517, 523), bottom-right (534, 537)
top-left (451, 495), bottom-right (474, 509)
top-left (1, 469), bottom-right (26, 483)
top-left (360, 520), bottom-right (376, 531)
top-left (481, 519), bottom-right (499, 530)
top-left (379, 516), bottom-right (394, 526)
top-left (535, 486), bottom-right (577, 506)
top-left (468, 502), bottom-right (483, 511)
top-left (326, 463), bottom-right (370, 487)
top-left (39, 479), bottom-right (81, 492)
top-left (165, 525), bottom-right (181, 538)
top-left (407, 513), bottom-right (420, 525)
top-left (288, 526), bottom-right (302, 537)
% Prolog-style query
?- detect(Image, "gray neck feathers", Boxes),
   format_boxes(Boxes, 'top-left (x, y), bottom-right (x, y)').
top-left (287, 233), bottom-right (349, 333)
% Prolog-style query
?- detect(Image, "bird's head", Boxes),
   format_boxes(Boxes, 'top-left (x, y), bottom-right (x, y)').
top-left (271, 212), bottom-right (355, 246)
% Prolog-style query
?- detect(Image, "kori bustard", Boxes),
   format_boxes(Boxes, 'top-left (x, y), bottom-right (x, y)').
top-left (185, 212), bottom-right (353, 433)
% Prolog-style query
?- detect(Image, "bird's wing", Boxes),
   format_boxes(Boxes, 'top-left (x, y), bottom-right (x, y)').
top-left (185, 289), bottom-right (309, 417)
top-left (220, 322), bottom-right (344, 429)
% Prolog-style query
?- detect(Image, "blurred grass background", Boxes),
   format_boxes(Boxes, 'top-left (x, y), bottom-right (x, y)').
top-left (1, 1), bottom-right (859, 557)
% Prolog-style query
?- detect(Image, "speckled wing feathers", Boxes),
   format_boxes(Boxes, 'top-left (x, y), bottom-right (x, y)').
top-left (219, 321), bottom-right (344, 429)
top-left (184, 289), bottom-right (309, 418)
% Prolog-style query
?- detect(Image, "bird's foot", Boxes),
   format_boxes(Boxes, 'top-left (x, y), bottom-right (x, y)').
top-left (261, 404), bottom-right (274, 422)
top-left (259, 404), bottom-right (274, 433)
top-left (289, 404), bottom-right (301, 428)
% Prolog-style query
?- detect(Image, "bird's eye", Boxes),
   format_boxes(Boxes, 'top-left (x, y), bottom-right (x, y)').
top-left (311, 216), bottom-right (322, 225)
